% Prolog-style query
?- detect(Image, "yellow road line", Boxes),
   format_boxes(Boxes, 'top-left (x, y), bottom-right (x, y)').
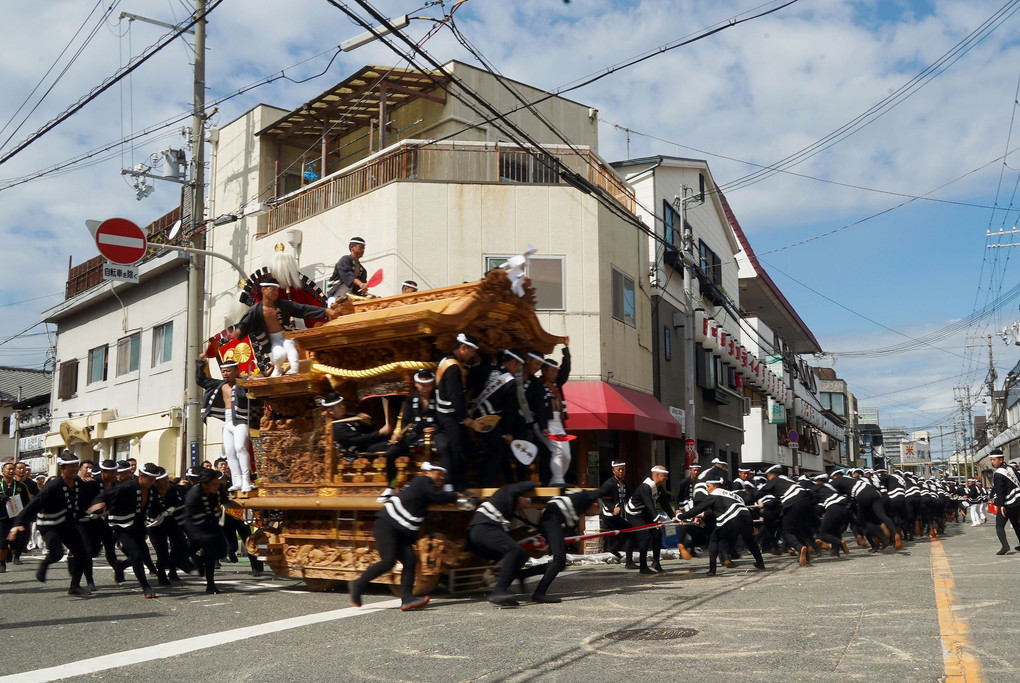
top-left (930, 538), bottom-right (983, 682)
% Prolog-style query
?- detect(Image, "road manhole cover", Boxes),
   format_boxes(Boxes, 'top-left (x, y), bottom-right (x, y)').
top-left (603, 628), bottom-right (699, 641)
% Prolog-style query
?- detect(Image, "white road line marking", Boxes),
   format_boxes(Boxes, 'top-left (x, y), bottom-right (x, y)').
top-left (0, 599), bottom-right (401, 683)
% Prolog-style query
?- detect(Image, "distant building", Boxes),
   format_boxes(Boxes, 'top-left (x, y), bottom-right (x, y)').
top-left (1, 367), bottom-right (52, 468)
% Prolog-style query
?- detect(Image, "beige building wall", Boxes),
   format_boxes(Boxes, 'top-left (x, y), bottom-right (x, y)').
top-left (41, 259), bottom-right (189, 474)
top-left (205, 178), bottom-right (652, 393)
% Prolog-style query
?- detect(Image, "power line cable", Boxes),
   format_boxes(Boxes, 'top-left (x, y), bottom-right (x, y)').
top-left (0, 0), bottom-right (224, 168)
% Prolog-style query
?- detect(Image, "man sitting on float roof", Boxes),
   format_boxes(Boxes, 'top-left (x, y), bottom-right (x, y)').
top-left (321, 393), bottom-right (391, 456)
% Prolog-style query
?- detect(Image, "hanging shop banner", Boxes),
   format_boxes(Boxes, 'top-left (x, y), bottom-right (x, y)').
top-left (767, 397), bottom-right (787, 424)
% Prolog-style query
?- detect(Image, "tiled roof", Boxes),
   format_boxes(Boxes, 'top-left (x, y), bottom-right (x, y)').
top-left (0, 366), bottom-right (52, 402)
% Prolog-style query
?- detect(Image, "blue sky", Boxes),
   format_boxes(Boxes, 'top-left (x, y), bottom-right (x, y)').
top-left (2, 0), bottom-right (1019, 457)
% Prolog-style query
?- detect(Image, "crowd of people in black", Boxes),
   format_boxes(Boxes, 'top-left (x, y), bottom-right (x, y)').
top-left (1, 453), bottom-right (258, 597)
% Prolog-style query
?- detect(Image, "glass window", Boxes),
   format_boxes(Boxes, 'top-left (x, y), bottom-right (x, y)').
top-left (698, 240), bottom-right (722, 285)
top-left (152, 322), bottom-right (173, 367)
top-left (87, 346), bottom-right (107, 384)
top-left (663, 326), bottom-right (672, 361)
top-left (663, 200), bottom-right (677, 249)
top-left (116, 333), bottom-right (140, 376)
top-left (611, 267), bottom-right (635, 327)
top-left (483, 255), bottom-right (565, 311)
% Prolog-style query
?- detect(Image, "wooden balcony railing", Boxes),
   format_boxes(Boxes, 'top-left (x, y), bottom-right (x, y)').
top-left (266, 142), bottom-right (635, 235)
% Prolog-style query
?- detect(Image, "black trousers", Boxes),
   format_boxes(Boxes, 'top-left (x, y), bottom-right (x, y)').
top-left (519, 514), bottom-right (567, 597)
top-left (435, 419), bottom-right (471, 492)
top-left (0, 518), bottom-right (11, 562)
top-left (780, 499), bottom-right (814, 552)
top-left (856, 489), bottom-right (896, 544)
top-left (601, 514), bottom-right (628, 553)
top-left (626, 514), bottom-right (661, 568)
top-left (467, 523), bottom-right (527, 593)
top-left (356, 517), bottom-right (419, 602)
top-left (79, 519), bottom-right (125, 582)
top-left (995, 505), bottom-right (1020, 549)
top-left (39, 523), bottom-right (87, 589)
top-left (709, 516), bottom-right (764, 573)
top-left (113, 526), bottom-right (154, 590)
top-left (149, 521), bottom-right (194, 576)
top-left (818, 505), bottom-right (850, 553)
top-left (190, 528), bottom-right (228, 588)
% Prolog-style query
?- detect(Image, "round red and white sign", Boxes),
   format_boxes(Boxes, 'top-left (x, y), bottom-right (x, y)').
top-left (95, 218), bottom-right (147, 265)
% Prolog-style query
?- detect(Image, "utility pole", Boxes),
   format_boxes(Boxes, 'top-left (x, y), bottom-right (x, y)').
top-left (678, 185), bottom-right (698, 464)
top-left (183, 0), bottom-right (207, 472)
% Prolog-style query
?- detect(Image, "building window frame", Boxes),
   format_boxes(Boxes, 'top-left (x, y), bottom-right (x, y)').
top-left (151, 321), bottom-right (174, 367)
top-left (116, 332), bottom-right (141, 377)
top-left (87, 346), bottom-right (108, 385)
top-left (483, 255), bottom-right (566, 311)
top-left (611, 266), bottom-right (636, 327)
top-left (58, 359), bottom-right (79, 400)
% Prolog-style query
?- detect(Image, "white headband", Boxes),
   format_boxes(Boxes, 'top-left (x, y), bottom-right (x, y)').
top-left (422, 462), bottom-right (447, 473)
top-left (155, 472), bottom-right (169, 480)
top-left (349, 238), bottom-right (366, 246)
top-left (319, 395), bottom-right (343, 407)
top-left (651, 465), bottom-right (669, 474)
top-left (503, 349), bottom-right (524, 363)
top-left (527, 352), bottom-right (545, 362)
top-left (413, 372), bottom-right (435, 384)
top-left (456, 333), bottom-right (478, 349)
top-left (57, 456), bottom-right (80, 466)
top-left (611, 461), bottom-right (626, 468)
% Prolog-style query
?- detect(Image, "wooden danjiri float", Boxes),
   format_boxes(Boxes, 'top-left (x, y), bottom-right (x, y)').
top-left (235, 269), bottom-right (565, 594)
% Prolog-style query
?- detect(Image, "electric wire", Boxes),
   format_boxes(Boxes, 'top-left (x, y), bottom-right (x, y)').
top-left (0, 0), bottom-right (225, 168)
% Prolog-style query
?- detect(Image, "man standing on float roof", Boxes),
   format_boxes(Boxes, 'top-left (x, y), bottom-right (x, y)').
top-left (328, 236), bottom-right (368, 297)
top-left (233, 275), bottom-right (338, 376)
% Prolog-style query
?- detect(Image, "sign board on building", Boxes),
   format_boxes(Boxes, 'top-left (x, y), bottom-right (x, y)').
top-left (768, 397), bottom-right (786, 424)
top-left (766, 354), bottom-right (784, 379)
top-left (669, 406), bottom-right (685, 431)
top-left (17, 434), bottom-right (45, 451)
top-left (103, 263), bottom-right (140, 283)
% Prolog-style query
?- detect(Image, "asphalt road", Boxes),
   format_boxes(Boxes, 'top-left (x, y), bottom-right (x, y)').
top-left (0, 519), bottom-right (1014, 682)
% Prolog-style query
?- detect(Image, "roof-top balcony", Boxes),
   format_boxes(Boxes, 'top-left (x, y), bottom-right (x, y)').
top-left (263, 139), bottom-right (635, 236)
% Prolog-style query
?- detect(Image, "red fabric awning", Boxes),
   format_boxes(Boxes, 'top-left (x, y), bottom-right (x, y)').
top-left (563, 381), bottom-right (682, 440)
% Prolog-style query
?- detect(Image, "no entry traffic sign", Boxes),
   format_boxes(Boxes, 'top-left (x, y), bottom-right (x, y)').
top-left (94, 218), bottom-right (147, 265)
